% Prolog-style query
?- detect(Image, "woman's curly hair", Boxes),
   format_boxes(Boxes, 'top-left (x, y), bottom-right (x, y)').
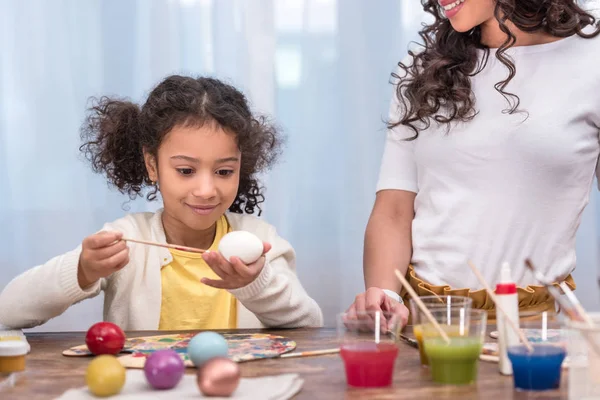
top-left (392, 0), bottom-right (600, 139)
top-left (80, 75), bottom-right (283, 215)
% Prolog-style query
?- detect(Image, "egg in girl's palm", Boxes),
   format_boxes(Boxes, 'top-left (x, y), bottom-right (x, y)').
top-left (218, 231), bottom-right (263, 264)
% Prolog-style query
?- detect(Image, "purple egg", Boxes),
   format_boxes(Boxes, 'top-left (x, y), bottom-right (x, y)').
top-left (144, 349), bottom-right (185, 390)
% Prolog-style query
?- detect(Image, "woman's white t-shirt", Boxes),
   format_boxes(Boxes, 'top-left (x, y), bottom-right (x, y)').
top-left (377, 30), bottom-right (600, 289)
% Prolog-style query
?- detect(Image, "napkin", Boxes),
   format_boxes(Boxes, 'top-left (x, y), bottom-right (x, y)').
top-left (55, 369), bottom-right (303, 400)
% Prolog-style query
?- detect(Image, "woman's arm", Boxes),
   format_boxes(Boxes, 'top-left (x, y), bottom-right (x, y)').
top-left (364, 189), bottom-right (415, 292)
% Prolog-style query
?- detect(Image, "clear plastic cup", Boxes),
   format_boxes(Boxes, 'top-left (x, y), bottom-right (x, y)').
top-left (507, 311), bottom-right (566, 391)
top-left (337, 311), bottom-right (403, 388)
top-left (421, 308), bottom-right (487, 385)
top-left (410, 295), bottom-right (473, 366)
top-left (566, 313), bottom-right (600, 399)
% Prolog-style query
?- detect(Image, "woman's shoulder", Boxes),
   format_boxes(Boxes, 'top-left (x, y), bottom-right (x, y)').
top-left (555, 24), bottom-right (600, 58)
top-left (570, 28), bottom-right (600, 81)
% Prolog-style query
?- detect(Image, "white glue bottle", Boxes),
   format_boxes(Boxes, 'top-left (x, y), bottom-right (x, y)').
top-left (495, 262), bottom-right (520, 375)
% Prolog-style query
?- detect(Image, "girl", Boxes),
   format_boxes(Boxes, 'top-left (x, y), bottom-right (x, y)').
top-left (348, 0), bottom-right (600, 324)
top-left (0, 75), bottom-right (323, 330)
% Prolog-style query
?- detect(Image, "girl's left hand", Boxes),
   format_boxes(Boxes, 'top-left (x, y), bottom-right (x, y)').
top-left (201, 243), bottom-right (272, 289)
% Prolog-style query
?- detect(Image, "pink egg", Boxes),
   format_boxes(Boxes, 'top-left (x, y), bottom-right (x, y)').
top-left (196, 357), bottom-right (241, 397)
top-left (144, 349), bottom-right (185, 390)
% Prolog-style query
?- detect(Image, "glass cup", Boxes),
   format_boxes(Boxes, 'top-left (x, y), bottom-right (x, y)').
top-left (337, 311), bottom-right (403, 388)
top-left (507, 310), bottom-right (566, 391)
top-left (421, 308), bottom-right (487, 385)
top-left (566, 312), bottom-right (600, 399)
top-left (410, 295), bottom-right (473, 366)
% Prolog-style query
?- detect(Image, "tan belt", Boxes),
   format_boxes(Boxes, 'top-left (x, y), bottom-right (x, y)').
top-left (401, 265), bottom-right (575, 323)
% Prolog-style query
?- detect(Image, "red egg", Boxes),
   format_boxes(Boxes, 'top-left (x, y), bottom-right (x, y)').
top-left (85, 322), bottom-right (126, 355)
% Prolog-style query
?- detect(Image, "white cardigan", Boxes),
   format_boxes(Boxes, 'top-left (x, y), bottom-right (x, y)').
top-left (0, 210), bottom-right (323, 330)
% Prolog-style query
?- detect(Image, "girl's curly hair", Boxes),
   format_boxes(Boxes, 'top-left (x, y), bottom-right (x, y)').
top-left (80, 75), bottom-right (283, 215)
top-left (392, 0), bottom-right (600, 139)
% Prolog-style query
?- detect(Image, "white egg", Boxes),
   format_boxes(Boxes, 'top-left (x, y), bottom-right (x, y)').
top-left (218, 231), bottom-right (263, 264)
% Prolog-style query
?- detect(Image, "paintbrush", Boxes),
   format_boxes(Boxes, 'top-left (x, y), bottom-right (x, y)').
top-left (397, 332), bottom-right (419, 349)
top-left (394, 270), bottom-right (451, 344)
top-left (525, 259), bottom-right (587, 322)
top-left (277, 334), bottom-right (418, 359)
top-left (468, 261), bottom-right (534, 352)
top-left (279, 348), bottom-right (340, 359)
top-left (525, 258), bottom-right (600, 356)
top-left (122, 237), bottom-right (206, 253)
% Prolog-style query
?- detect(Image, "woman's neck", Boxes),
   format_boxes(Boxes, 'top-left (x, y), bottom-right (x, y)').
top-left (161, 211), bottom-right (217, 250)
top-left (480, 18), bottom-right (565, 48)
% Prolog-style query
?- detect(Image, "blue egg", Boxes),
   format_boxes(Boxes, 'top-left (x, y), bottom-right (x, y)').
top-left (187, 332), bottom-right (229, 367)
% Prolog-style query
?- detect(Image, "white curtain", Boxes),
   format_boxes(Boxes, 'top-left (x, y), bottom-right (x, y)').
top-left (1, 0), bottom-right (599, 332)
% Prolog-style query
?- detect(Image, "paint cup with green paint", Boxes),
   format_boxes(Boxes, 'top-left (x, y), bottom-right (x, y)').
top-left (410, 295), bottom-right (473, 366)
top-left (422, 308), bottom-right (487, 385)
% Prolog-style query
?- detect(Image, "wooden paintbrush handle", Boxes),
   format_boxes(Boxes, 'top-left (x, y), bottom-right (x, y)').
top-left (122, 237), bottom-right (206, 253)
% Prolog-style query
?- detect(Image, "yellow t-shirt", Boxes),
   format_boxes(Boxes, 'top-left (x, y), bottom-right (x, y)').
top-left (158, 215), bottom-right (237, 330)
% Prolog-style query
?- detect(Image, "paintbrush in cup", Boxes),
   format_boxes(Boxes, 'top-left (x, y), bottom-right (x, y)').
top-left (467, 261), bottom-right (534, 353)
top-left (525, 258), bottom-right (600, 356)
top-left (525, 259), bottom-right (590, 323)
top-left (394, 269), bottom-right (451, 345)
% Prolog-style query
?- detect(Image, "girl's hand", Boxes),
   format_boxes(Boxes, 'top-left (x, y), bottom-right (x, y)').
top-left (201, 243), bottom-right (272, 290)
top-left (78, 231), bottom-right (129, 288)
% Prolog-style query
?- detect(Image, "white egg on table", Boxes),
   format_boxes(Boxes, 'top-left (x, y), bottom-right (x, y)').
top-left (218, 231), bottom-right (263, 264)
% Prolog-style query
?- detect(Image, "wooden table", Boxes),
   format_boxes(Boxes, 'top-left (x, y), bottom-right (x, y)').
top-left (2, 328), bottom-right (567, 399)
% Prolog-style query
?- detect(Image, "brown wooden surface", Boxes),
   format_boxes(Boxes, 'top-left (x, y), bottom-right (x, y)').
top-left (1, 327), bottom-right (567, 399)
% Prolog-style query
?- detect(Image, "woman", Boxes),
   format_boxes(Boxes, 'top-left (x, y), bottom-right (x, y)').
top-left (347, 0), bottom-right (600, 325)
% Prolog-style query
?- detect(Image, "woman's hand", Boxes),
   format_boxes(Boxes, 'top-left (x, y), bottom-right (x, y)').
top-left (201, 243), bottom-right (272, 289)
top-left (345, 287), bottom-right (409, 329)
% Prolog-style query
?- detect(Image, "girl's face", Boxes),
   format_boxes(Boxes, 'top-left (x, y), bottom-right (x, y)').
top-left (439, 0), bottom-right (495, 32)
top-left (145, 123), bottom-right (241, 232)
